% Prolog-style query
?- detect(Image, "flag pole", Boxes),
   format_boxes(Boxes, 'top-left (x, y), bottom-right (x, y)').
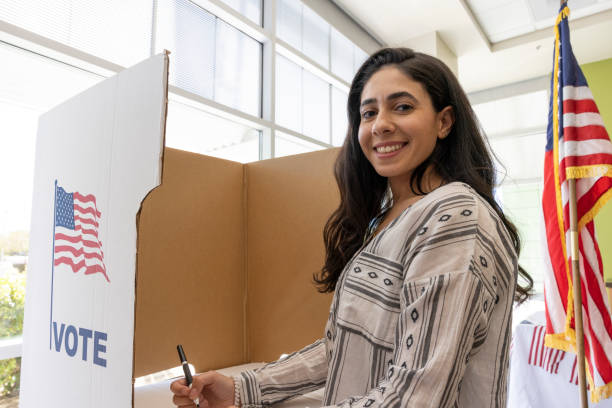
top-left (562, 1), bottom-right (588, 406)
top-left (568, 177), bottom-right (588, 407)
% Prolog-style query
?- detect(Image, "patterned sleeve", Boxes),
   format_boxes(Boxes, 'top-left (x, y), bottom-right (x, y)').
top-left (325, 198), bottom-right (504, 407)
top-left (234, 338), bottom-right (328, 407)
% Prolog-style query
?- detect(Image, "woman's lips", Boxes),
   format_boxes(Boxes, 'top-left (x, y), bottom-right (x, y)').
top-left (374, 142), bottom-right (407, 157)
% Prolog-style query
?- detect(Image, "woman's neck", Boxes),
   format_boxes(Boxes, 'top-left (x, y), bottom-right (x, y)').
top-left (389, 167), bottom-right (444, 208)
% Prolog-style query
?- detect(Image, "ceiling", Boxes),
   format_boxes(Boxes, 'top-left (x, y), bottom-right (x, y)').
top-left (333, 0), bottom-right (612, 93)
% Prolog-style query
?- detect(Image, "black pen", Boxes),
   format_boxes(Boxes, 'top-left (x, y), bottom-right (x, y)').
top-left (177, 344), bottom-right (200, 407)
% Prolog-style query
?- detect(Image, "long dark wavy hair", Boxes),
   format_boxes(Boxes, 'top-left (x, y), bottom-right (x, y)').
top-left (313, 47), bottom-right (533, 303)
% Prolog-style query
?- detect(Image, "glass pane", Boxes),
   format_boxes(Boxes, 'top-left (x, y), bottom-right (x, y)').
top-left (276, 0), bottom-right (302, 50)
top-left (330, 28), bottom-right (354, 82)
top-left (302, 5), bottom-right (329, 68)
top-left (497, 182), bottom-right (545, 294)
top-left (353, 47), bottom-right (369, 77)
top-left (489, 133), bottom-right (546, 182)
top-left (0, 100), bottom-right (37, 242)
top-left (165, 101), bottom-right (260, 163)
top-left (156, 0), bottom-right (216, 99)
top-left (275, 132), bottom-right (324, 158)
top-left (275, 54), bottom-right (302, 133)
top-left (0, 0), bottom-right (152, 67)
top-left (302, 70), bottom-right (330, 143)
top-left (219, 0), bottom-right (262, 25)
top-left (0, 43), bottom-right (102, 115)
top-left (331, 87), bottom-right (348, 146)
top-left (473, 90), bottom-right (548, 137)
top-left (214, 20), bottom-right (262, 117)
top-left (0, 357), bottom-right (22, 402)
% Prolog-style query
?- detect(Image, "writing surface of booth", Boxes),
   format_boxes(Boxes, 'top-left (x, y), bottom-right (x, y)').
top-left (20, 54), bottom-right (169, 408)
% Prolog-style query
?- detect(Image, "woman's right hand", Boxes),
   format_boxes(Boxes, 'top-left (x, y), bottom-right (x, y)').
top-left (170, 370), bottom-right (237, 408)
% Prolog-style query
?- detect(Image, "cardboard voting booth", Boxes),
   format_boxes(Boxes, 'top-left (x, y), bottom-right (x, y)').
top-left (20, 54), bottom-right (339, 407)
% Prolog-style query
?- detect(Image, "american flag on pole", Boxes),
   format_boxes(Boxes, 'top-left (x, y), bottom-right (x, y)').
top-left (542, 4), bottom-right (612, 402)
top-left (54, 183), bottom-right (109, 282)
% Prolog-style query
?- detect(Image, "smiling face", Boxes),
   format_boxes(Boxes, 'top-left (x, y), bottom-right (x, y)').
top-left (358, 66), bottom-right (453, 194)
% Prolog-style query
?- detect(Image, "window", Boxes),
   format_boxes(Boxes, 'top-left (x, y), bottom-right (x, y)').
top-left (330, 27), bottom-right (354, 82)
top-left (155, 0), bottom-right (262, 116)
top-left (302, 5), bottom-right (330, 69)
top-left (165, 101), bottom-right (261, 163)
top-left (275, 132), bottom-right (324, 158)
top-left (331, 86), bottom-right (348, 146)
top-left (474, 90), bottom-right (550, 295)
top-left (302, 69), bottom-right (330, 143)
top-left (276, 0), bottom-right (303, 54)
top-left (495, 182), bottom-right (545, 294)
top-left (275, 54), bottom-right (303, 133)
top-left (156, 0), bottom-right (217, 99)
top-left (219, 0), bottom-right (262, 25)
top-left (331, 28), bottom-right (368, 83)
top-left (214, 19), bottom-right (262, 117)
top-left (275, 54), bottom-right (331, 143)
top-left (0, 0), bottom-right (153, 67)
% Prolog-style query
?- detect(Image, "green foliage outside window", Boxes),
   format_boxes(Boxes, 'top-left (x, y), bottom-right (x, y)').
top-left (0, 268), bottom-right (26, 396)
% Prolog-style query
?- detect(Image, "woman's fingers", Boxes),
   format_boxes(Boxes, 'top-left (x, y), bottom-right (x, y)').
top-left (189, 372), bottom-right (219, 400)
top-left (172, 393), bottom-right (196, 406)
top-left (170, 378), bottom-right (190, 396)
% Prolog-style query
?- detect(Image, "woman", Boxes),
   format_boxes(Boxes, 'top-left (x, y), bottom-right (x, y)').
top-left (171, 47), bottom-right (532, 408)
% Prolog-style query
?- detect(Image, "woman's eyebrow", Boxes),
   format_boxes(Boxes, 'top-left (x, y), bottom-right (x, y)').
top-left (387, 91), bottom-right (417, 103)
top-left (360, 91), bottom-right (418, 108)
top-left (360, 97), bottom-right (376, 108)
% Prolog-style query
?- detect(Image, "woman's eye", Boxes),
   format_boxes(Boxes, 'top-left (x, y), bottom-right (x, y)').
top-left (362, 110), bottom-right (376, 119)
top-left (396, 104), bottom-right (413, 112)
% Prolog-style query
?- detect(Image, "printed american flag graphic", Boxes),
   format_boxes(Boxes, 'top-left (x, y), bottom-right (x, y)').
top-left (54, 184), bottom-right (109, 282)
top-left (542, 4), bottom-right (612, 402)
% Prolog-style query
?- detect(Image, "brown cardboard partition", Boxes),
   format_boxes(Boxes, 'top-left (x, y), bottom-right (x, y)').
top-left (133, 147), bottom-right (339, 378)
top-left (246, 149), bottom-right (338, 362)
top-left (134, 148), bottom-right (246, 377)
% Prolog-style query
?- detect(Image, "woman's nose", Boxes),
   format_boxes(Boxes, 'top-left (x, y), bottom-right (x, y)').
top-left (372, 111), bottom-right (395, 136)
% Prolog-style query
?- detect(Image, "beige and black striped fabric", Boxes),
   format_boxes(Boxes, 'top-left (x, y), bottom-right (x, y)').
top-left (235, 182), bottom-right (518, 407)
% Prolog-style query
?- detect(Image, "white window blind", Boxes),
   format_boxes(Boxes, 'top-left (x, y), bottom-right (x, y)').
top-left (277, 0), bottom-right (332, 70)
top-left (331, 86), bottom-right (348, 146)
top-left (302, 69), bottom-right (329, 143)
top-left (302, 5), bottom-right (330, 69)
top-left (330, 27), bottom-right (354, 82)
top-left (156, 0), bottom-right (216, 99)
top-left (0, 0), bottom-right (153, 67)
top-left (276, 0), bottom-right (302, 52)
top-left (155, 0), bottom-right (262, 116)
top-left (219, 0), bottom-right (262, 25)
top-left (354, 47), bottom-right (368, 75)
top-left (275, 54), bottom-right (332, 143)
top-left (275, 54), bottom-right (303, 133)
top-left (214, 19), bottom-right (261, 117)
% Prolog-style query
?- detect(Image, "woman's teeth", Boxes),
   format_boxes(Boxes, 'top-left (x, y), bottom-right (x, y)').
top-left (376, 144), bottom-right (403, 153)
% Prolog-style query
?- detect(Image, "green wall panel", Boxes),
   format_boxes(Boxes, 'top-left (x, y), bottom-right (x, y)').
top-left (582, 58), bottom-right (612, 282)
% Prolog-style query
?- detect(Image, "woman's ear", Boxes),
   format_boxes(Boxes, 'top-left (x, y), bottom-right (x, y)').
top-left (437, 106), bottom-right (455, 139)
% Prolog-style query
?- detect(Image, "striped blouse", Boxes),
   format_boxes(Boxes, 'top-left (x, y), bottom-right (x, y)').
top-left (235, 182), bottom-right (518, 407)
